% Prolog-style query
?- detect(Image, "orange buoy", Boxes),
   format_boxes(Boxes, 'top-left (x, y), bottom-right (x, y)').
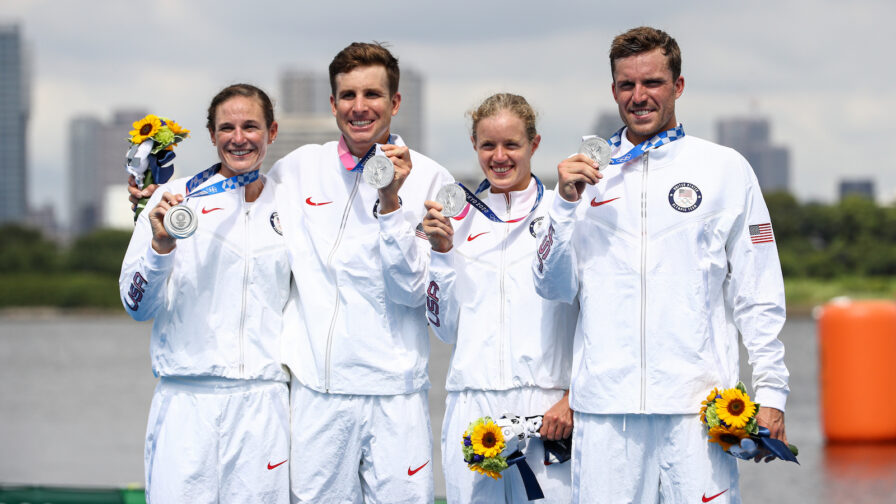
top-left (818, 299), bottom-right (896, 442)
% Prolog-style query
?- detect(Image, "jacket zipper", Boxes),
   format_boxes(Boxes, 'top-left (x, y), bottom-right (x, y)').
top-left (324, 173), bottom-right (361, 392)
top-left (239, 202), bottom-right (251, 379)
top-left (499, 193), bottom-right (511, 386)
top-left (640, 153), bottom-right (649, 412)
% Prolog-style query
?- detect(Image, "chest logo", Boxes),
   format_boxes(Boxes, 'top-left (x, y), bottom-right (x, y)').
top-left (270, 212), bottom-right (283, 235)
top-left (668, 182), bottom-right (702, 212)
top-left (529, 216), bottom-right (545, 238)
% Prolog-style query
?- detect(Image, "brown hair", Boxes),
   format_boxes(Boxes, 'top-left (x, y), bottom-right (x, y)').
top-left (609, 27), bottom-right (681, 80)
top-left (328, 42), bottom-right (400, 97)
top-left (206, 84), bottom-right (275, 131)
top-left (469, 93), bottom-right (538, 143)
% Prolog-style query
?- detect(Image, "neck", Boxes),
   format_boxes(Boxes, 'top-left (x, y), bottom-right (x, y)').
top-left (243, 178), bottom-right (264, 203)
top-left (346, 131), bottom-right (391, 158)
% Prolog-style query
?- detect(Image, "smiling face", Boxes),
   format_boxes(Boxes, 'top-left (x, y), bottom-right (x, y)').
top-left (330, 65), bottom-right (400, 157)
top-left (473, 110), bottom-right (540, 194)
top-left (209, 95), bottom-right (278, 178)
top-left (611, 48), bottom-right (684, 145)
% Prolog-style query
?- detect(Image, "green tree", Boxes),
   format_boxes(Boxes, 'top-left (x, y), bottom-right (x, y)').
top-left (66, 229), bottom-right (133, 275)
top-left (0, 224), bottom-right (59, 273)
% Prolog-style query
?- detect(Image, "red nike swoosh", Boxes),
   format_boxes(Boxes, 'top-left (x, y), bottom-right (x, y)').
top-left (702, 489), bottom-right (728, 502)
top-left (408, 460), bottom-right (429, 476)
top-left (305, 197), bottom-right (333, 206)
top-left (201, 207), bottom-right (223, 214)
top-left (267, 459), bottom-right (287, 470)
top-left (467, 232), bottom-right (489, 242)
top-left (590, 197), bottom-right (620, 207)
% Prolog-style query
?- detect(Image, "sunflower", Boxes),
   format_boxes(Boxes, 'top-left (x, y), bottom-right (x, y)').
top-left (471, 464), bottom-right (502, 480)
top-left (165, 118), bottom-right (190, 137)
top-left (707, 425), bottom-right (749, 452)
top-left (470, 420), bottom-right (505, 458)
top-left (130, 114), bottom-right (161, 144)
top-left (716, 388), bottom-right (757, 429)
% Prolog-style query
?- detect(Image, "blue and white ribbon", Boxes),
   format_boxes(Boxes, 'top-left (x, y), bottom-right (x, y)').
top-left (183, 163), bottom-right (259, 200)
top-left (453, 174), bottom-right (544, 224)
top-left (605, 124), bottom-right (686, 165)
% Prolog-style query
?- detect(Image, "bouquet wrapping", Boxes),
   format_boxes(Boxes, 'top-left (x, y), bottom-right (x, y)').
top-left (126, 114), bottom-right (189, 219)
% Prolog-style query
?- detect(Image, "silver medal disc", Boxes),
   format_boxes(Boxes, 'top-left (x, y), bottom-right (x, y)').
top-left (435, 183), bottom-right (467, 218)
top-left (163, 205), bottom-right (198, 239)
top-left (579, 137), bottom-right (611, 170)
top-left (362, 155), bottom-right (395, 189)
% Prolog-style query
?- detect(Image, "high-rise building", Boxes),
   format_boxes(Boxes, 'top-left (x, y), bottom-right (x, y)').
top-left (0, 24), bottom-right (30, 224)
top-left (69, 109), bottom-right (146, 235)
top-left (591, 110), bottom-right (623, 140)
top-left (716, 117), bottom-right (790, 193)
top-left (261, 116), bottom-right (340, 172)
top-left (276, 67), bottom-right (425, 152)
top-left (839, 179), bottom-right (875, 201)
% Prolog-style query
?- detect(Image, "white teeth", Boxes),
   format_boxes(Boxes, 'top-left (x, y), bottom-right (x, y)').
top-left (352, 120), bottom-right (372, 126)
top-left (493, 166), bottom-right (511, 173)
top-left (633, 110), bottom-right (650, 116)
top-left (231, 150), bottom-right (250, 156)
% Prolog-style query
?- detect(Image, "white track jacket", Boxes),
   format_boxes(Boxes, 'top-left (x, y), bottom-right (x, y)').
top-left (119, 170), bottom-right (291, 381)
top-left (427, 179), bottom-right (578, 392)
top-left (270, 136), bottom-right (453, 395)
top-left (533, 131), bottom-right (789, 415)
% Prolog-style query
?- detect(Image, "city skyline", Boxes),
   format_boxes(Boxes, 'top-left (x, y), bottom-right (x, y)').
top-left (3, 1), bottom-right (894, 231)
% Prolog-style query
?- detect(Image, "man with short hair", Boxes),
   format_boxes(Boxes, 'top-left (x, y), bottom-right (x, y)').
top-left (270, 42), bottom-right (453, 503)
top-left (533, 27), bottom-right (790, 503)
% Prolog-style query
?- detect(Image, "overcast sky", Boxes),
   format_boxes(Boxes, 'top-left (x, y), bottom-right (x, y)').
top-left (5, 0), bottom-right (895, 226)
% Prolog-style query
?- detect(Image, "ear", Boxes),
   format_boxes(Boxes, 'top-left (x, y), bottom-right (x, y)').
top-left (208, 127), bottom-right (216, 145)
top-left (674, 76), bottom-right (684, 99)
top-left (611, 81), bottom-right (618, 101)
top-left (530, 134), bottom-right (542, 154)
top-left (330, 94), bottom-right (337, 117)
top-left (470, 135), bottom-right (477, 151)
top-left (390, 91), bottom-right (401, 117)
top-left (268, 121), bottom-right (279, 143)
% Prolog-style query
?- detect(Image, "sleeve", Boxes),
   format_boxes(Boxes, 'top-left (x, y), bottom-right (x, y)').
top-left (425, 249), bottom-right (461, 344)
top-left (532, 193), bottom-right (582, 304)
top-left (724, 163), bottom-right (790, 411)
top-left (378, 165), bottom-right (455, 308)
top-left (118, 188), bottom-right (176, 321)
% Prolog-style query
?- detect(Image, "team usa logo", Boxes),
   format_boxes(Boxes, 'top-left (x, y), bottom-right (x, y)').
top-left (529, 216), bottom-right (545, 238)
top-left (124, 272), bottom-right (148, 311)
top-left (668, 182), bottom-right (702, 212)
top-left (426, 281), bottom-right (441, 327)
top-left (270, 212), bottom-right (283, 235)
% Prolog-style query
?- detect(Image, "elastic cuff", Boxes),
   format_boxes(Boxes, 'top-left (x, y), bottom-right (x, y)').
top-left (377, 204), bottom-right (405, 235)
top-left (551, 192), bottom-right (580, 220)
top-left (430, 249), bottom-right (455, 270)
top-left (146, 245), bottom-right (175, 271)
top-left (755, 387), bottom-right (788, 412)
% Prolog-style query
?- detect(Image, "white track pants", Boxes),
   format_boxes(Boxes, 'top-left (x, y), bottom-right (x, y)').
top-left (442, 388), bottom-right (572, 504)
top-left (571, 413), bottom-right (740, 504)
top-left (289, 378), bottom-right (433, 504)
top-left (144, 377), bottom-right (290, 504)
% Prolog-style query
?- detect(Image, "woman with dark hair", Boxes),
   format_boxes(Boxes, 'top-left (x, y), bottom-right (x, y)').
top-left (119, 84), bottom-right (290, 503)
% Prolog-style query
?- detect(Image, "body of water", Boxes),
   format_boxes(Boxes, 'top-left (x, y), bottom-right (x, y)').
top-left (1, 313), bottom-right (894, 502)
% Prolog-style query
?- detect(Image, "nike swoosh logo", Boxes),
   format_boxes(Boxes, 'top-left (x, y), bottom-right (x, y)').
top-left (590, 197), bottom-right (620, 207)
top-left (267, 459), bottom-right (287, 470)
top-left (702, 489), bottom-right (728, 502)
top-left (408, 460), bottom-right (429, 476)
top-left (305, 197), bottom-right (333, 206)
top-left (201, 207), bottom-right (223, 214)
top-left (467, 232), bottom-right (489, 242)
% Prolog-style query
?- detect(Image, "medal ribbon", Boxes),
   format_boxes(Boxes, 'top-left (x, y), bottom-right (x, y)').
top-left (337, 134), bottom-right (398, 173)
top-left (183, 163), bottom-right (259, 200)
top-left (452, 175), bottom-right (544, 224)
top-left (601, 124), bottom-right (686, 165)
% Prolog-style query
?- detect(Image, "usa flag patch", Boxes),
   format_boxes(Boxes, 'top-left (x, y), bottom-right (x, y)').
top-left (749, 223), bottom-right (774, 244)
top-left (415, 223), bottom-right (428, 240)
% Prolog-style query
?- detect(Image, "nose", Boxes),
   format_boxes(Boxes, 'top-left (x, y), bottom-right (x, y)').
top-left (351, 97), bottom-right (366, 114)
top-left (494, 145), bottom-right (508, 162)
top-left (232, 127), bottom-right (246, 143)
top-left (632, 84), bottom-right (648, 104)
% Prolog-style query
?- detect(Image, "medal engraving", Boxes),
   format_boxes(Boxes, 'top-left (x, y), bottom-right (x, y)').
top-left (579, 137), bottom-right (611, 170)
top-left (435, 184), bottom-right (467, 218)
top-left (362, 155), bottom-right (395, 189)
top-left (163, 205), bottom-right (198, 239)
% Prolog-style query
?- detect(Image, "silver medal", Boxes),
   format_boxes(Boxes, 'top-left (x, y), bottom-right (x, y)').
top-left (579, 136), bottom-right (611, 170)
top-left (362, 155), bottom-right (395, 189)
top-left (435, 183), bottom-right (467, 218)
top-left (163, 205), bottom-right (198, 239)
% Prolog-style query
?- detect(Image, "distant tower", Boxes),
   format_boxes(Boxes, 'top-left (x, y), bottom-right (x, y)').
top-left (716, 117), bottom-right (790, 193)
top-left (838, 179), bottom-right (875, 201)
top-left (68, 109), bottom-right (147, 235)
top-left (591, 110), bottom-right (623, 140)
top-left (0, 24), bottom-right (30, 223)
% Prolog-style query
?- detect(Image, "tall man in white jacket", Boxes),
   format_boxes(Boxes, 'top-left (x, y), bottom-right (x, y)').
top-left (532, 27), bottom-right (790, 503)
top-left (269, 43), bottom-right (453, 503)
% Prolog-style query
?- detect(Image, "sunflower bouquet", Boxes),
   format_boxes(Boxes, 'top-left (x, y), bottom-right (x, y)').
top-left (701, 382), bottom-right (798, 463)
top-left (462, 417), bottom-right (508, 479)
top-left (126, 114), bottom-right (190, 218)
